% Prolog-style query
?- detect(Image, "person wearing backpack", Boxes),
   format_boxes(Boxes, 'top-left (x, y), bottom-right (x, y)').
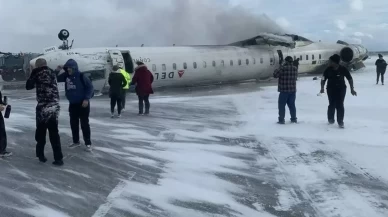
top-left (55, 59), bottom-right (94, 151)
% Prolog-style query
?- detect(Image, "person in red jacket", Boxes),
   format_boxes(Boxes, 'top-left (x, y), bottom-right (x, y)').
top-left (130, 61), bottom-right (154, 115)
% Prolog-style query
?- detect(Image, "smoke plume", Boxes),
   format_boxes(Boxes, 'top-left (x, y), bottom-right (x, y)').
top-left (0, 0), bottom-right (285, 51)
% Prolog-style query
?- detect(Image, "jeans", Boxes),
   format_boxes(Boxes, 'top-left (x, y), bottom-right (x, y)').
top-left (278, 92), bottom-right (297, 122)
top-left (327, 88), bottom-right (346, 124)
top-left (69, 103), bottom-right (91, 145)
top-left (138, 95), bottom-right (150, 114)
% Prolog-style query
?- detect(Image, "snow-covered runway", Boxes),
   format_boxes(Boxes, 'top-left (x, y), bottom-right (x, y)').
top-left (0, 57), bottom-right (387, 217)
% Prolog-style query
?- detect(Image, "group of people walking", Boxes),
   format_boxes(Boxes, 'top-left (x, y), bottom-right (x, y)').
top-left (108, 61), bottom-right (154, 117)
top-left (274, 54), bottom-right (357, 128)
top-left (0, 57), bottom-right (154, 165)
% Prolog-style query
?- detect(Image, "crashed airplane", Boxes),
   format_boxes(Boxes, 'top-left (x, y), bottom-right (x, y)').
top-left (31, 29), bottom-right (369, 94)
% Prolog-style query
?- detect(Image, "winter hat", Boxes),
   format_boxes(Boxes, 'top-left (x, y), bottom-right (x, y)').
top-left (329, 54), bottom-right (341, 64)
top-left (112, 65), bottom-right (119, 71)
top-left (378, 54), bottom-right (383, 58)
top-left (136, 61), bottom-right (144, 65)
top-left (285, 56), bottom-right (293, 63)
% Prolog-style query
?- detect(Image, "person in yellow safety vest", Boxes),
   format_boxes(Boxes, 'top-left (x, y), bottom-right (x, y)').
top-left (120, 67), bottom-right (131, 111)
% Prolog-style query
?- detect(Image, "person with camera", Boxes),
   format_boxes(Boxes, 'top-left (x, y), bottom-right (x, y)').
top-left (0, 91), bottom-right (11, 158)
top-left (26, 58), bottom-right (63, 165)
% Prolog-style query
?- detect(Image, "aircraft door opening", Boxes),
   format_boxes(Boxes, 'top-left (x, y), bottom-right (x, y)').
top-left (269, 50), bottom-right (275, 65)
top-left (121, 52), bottom-right (134, 73)
top-left (277, 50), bottom-right (284, 65)
top-left (108, 50), bottom-right (125, 70)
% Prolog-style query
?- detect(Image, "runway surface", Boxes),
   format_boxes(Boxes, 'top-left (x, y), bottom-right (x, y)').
top-left (0, 57), bottom-right (387, 217)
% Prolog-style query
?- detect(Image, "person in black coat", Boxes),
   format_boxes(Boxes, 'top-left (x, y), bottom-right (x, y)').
top-left (0, 90), bottom-right (11, 158)
top-left (375, 54), bottom-right (387, 85)
top-left (108, 65), bottom-right (127, 118)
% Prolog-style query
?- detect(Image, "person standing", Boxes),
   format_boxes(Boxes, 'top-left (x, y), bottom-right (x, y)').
top-left (375, 54), bottom-right (387, 85)
top-left (109, 65), bottom-right (127, 118)
top-left (320, 54), bottom-right (357, 128)
top-left (26, 58), bottom-right (63, 165)
top-left (0, 91), bottom-right (11, 158)
top-left (55, 59), bottom-right (94, 151)
top-left (273, 56), bottom-right (298, 124)
top-left (130, 61), bottom-right (154, 115)
top-left (119, 66), bottom-right (131, 111)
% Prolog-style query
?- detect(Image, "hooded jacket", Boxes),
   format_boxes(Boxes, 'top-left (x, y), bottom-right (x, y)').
top-left (108, 69), bottom-right (127, 97)
top-left (56, 59), bottom-right (94, 104)
top-left (130, 64), bottom-right (154, 96)
top-left (26, 66), bottom-right (60, 122)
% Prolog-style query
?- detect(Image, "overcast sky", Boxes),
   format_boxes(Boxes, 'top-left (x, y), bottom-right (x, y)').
top-left (0, 0), bottom-right (386, 53)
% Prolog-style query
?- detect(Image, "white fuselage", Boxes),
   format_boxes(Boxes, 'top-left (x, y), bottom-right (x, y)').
top-left (30, 41), bottom-right (368, 94)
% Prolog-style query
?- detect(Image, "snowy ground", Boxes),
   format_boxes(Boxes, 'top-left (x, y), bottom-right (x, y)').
top-left (0, 57), bottom-right (387, 217)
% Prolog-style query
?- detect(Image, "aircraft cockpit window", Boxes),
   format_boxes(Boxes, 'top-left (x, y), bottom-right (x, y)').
top-left (246, 59), bottom-right (249, 65)
top-left (319, 54), bottom-right (322, 59)
top-left (221, 60), bottom-right (224, 66)
top-left (230, 60), bottom-right (233, 66)
top-left (203, 61), bottom-right (207, 68)
top-left (306, 55), bottom-right (309, 60)
top-left (162, 64), bottom-right (166, 71)
top-left (260, 58), bottom-right (263, 64)
top-left (312, 55), bottom-right (315, 60)
top-left (183, 62), bottom-right (187, 69)
top-left (152, 64), bottom-right (156, 72)
top-left (173, 63), bottom-right (177, 70)
top-left (238, 59), bottom-right (241, 65)
top-left (193, 62), bottom-right (197, 69)
top-left (212, 61), bottom-right (216, 67)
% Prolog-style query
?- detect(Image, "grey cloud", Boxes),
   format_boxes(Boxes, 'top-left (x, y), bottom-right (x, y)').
top-left (0, 0), bottom-right (284, 53)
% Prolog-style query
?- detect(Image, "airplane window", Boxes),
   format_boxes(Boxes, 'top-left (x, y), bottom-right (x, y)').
top-left (173, 63), bottom-right (176, 70)
top-left (246, 59), bottom-right (249, 65)
top-left (221, 60), bottom-right (224, 66)
top-left (260, 58), bottom-right (263, 64)
top-left (253, 58), bottom-right (256, 64)
top-left (162, 64), bottom-right (166, 71)
top-left (230, 60), bottom-right (233, 66)
top-left (212, 61), bottom-right (216, 67)
top-left (238, 59), bottom-right (241, 65)
top-left (300, 55), bottom-right (303, 60)
top-left (203, 61), bottom-right (207, 68)
top-left (312, 55), bottom-right (315, 60)
top-left (193, 62), bottom-right (197, 69)
top-left (306, 55), bottom-right (309, 60)
top-left (152, 64), bottom-right (156, 72)
top-left (319, 54), bottom-right (322, 59)
top-left (270, 58), bottom-right (274, 63)
top-left (183, 62), bottom-right (187, 69)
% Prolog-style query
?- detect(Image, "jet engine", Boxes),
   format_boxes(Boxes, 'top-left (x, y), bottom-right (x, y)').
top-left (338, 43), bottom-right (368, 63)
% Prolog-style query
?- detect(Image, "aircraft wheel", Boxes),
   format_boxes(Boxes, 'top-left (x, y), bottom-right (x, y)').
top-left (58, 29), bottom-right (70, 40)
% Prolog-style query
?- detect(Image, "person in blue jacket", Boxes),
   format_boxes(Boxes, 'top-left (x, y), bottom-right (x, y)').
top-left (55, 59), bottom-right (94, 151)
